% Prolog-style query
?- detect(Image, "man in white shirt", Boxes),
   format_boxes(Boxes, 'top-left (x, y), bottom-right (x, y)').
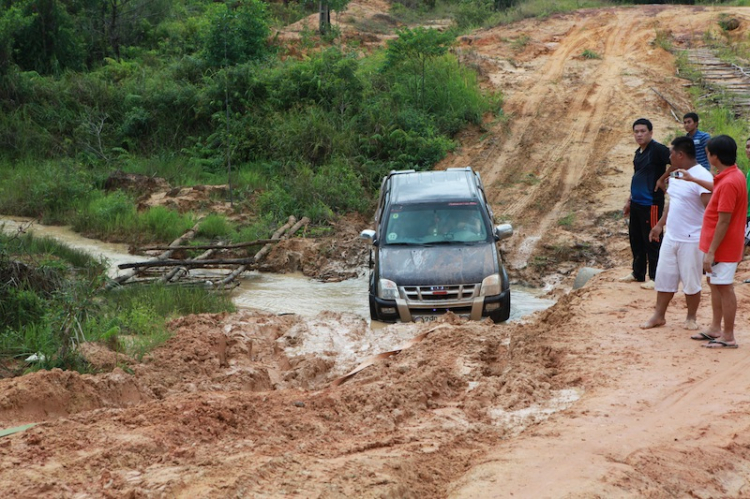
top-left (640, 136), bottom-right (713, 331)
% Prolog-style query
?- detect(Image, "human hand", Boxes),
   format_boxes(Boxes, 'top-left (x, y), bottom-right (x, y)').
top-left (674, 169), bottom-right (693, 182)
top-left (655, 177), bottom-right (667, 192)
top-left (623, 200), bottom-right (631, 217)
top-left (649, 224), bottom-right (663, 242)
top-left (703, 252), bottom-right (715, 275)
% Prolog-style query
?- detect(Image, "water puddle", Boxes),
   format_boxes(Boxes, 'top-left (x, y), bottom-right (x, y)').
top-left (0, 218), bottom-right (148, 279)
top-left (1, 217), bottom-right (556, 323)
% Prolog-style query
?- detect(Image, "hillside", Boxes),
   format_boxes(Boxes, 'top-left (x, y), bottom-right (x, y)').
top-left (3, 4), bottom-right (750, 498)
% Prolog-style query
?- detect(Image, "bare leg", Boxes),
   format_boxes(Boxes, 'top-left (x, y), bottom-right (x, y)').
top-left (702, 282), bottom-right (723, 337)
top-left (684, 292), bottom-right (701, 330)
top-left (640, 291), bottom-right (673, 329)
top-left (712, 283), bottom-right (737, 343)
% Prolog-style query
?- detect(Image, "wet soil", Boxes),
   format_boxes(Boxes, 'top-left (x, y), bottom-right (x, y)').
top-left (4, 3), bottom-right (750, 498)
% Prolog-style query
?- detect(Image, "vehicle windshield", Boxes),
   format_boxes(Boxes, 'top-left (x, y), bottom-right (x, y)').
top-left (383, 202), bottom-right (490, 245)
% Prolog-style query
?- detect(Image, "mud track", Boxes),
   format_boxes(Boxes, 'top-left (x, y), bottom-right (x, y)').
top-left (4, 4), bottom-right (750, 498)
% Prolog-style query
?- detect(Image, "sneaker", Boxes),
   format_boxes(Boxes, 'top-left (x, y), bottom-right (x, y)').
top-left (619, 273), bottom-right (638, 282)
top-left (640, 280), bottom-right (655, 290)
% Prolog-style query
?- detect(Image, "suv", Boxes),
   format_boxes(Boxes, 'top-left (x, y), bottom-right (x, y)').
top-left (360, 167), bottom-right (513, 323)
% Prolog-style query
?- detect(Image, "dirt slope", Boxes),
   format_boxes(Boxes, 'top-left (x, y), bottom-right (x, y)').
top-left (4, 4), bottom-right (750, 498)
top-left (443, 5), bottom-right (750, 285)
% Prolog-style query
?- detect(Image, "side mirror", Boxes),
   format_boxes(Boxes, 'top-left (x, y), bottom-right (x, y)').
top-left (360, 229), bottom-right (376, 243)
top-left (494, 223), bottom-right (513, 241)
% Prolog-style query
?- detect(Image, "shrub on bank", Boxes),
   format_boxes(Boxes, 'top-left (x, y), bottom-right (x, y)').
top-left (0, 230), bottom-right (234, 373)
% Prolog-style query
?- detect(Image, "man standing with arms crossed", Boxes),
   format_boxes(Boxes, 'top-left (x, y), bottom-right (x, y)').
top-left (639, 137), bottom-right (713, 331)
top-left (694, 135), bottom-right (747, 348)
top-left (683, 112), bottom-right (711, 171)
top-left (622, 118), bottom-right (671, 287)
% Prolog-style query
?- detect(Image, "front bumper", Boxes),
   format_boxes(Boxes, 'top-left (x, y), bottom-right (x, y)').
top-left (370, 288), bottom-right (510, 323)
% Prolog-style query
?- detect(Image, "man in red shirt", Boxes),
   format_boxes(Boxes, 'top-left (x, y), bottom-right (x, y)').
top-left (695, 135), bottom-right (748, 348)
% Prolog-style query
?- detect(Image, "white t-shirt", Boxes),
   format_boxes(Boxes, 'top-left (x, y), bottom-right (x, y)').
top-left (664, 164), bottom-right (713, 243)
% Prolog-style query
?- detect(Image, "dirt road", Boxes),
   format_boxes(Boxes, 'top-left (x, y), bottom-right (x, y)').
top-left (3, 4), bottom-right (750, 498)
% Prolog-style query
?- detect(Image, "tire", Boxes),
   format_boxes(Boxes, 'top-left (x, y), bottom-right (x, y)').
top-left (369, 295), bottom-right (379, 321)
top-left (491, 292), bottom-right (511, 323)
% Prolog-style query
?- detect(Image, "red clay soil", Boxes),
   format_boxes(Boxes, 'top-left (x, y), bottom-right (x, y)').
top-left (4, 4), bottom-right (750, 498)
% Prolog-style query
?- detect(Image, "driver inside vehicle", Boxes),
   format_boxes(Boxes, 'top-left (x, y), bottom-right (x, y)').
top-left (438, 210), bottom-right (484, 241)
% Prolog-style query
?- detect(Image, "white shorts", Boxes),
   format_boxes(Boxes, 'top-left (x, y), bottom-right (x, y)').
top-left (707, 261), bottom-right (738, 286)
top-left (654, 239), bottom-right (703, 294)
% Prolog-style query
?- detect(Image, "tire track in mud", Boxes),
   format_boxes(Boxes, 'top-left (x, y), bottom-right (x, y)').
top-left (451, 275), bottom-right (750, 498)
top-left (480, 10), bottom-right (642, 268)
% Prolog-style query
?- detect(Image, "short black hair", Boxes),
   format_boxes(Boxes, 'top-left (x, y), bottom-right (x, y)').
top-left (706, 135), bottom-right (737, 166)
top-left (683, 112), bottom-right (699, 122)
top-left (632, 118), bottom-right (653, 131)
top-left (671, 136), bottom-right (696, 158)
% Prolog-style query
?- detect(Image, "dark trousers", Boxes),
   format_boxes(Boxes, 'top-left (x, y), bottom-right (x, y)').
top-left (629, 202), bottom-right (663, 282)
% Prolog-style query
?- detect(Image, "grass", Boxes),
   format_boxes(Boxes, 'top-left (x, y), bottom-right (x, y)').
top-left (511, 34), bottom-right (531, 51)
top-left (582, 49), bottom-right (601, 60)
top-left (557, 213), bottom-right (576, 227)
top-left (0, 230), bottom-right (235, 374)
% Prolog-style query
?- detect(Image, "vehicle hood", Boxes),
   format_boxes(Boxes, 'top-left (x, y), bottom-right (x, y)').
top-left (378, 243), bottom-right (498, 286)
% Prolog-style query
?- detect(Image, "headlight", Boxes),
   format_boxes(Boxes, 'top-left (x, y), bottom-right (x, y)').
top-left (377, 279), bottom-right (399, 300)
top-left (480, 274), bottom-right (501, 296)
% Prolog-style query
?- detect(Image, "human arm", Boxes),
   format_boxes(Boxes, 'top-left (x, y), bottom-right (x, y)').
top-left (623, 195), bottom-right (631, 217)
top-left (655, 164), bottom-right (679, 193)
top-left (674, 169), bottom-right (714, 192)
top-left (703, 212), bottom-right (732, 273)
top-left (700, 192), bottom-right (711, 208)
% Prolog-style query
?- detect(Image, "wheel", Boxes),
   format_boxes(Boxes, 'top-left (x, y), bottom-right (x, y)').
top-left (491, 292), bottom-right (511, 323)
top-left (369, 295), bottom-right (379, 321)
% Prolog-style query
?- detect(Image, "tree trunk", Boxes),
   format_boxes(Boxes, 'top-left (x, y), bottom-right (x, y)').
top-left (319, 1), bottom-right (331, 35)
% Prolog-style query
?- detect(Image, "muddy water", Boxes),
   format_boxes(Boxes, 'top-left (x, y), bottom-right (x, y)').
top-left (1, 218), bottom-right (554, 322)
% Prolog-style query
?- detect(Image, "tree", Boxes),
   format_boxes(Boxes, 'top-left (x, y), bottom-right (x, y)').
top-left (383, 27), bottom-right (455, 107)
top-left (10, 0), bottom-right (85, 74)
top-left (203, 0), bottom-right (271, 67)
top-left (301, 0), bottom-right (350, 35)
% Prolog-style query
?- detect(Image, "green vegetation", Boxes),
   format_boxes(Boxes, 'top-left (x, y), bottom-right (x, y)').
top-left (581, 49), bottom-right (601, 60)
top-left (0, 3), bottom-right (500, 236)
top-left (557, 212), bottom-right (576, 227)
top-left (0, 229), bottom-right (234, 374)
top-left (670, 28), bottom-right (750, 173)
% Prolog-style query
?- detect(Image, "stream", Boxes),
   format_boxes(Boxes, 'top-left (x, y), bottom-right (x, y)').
top-left (1, 218), bottom-right (555, 323)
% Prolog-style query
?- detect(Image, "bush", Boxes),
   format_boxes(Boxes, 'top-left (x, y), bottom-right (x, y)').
top-left (137, 206), bottom-right (196, 243)
top-left (0, 161), bottom-right (95, 223)
top-left (197, 213), bottom-right (234, 240)
top-left (71, 191), bottom-right (137, 238)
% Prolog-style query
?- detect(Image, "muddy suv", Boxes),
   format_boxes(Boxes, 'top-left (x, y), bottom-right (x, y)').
top-left (360, 167), bottom-right (513, 323)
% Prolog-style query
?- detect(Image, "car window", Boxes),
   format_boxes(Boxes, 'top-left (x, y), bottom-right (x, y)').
top-left (383, 203), bottom-right (489, 245)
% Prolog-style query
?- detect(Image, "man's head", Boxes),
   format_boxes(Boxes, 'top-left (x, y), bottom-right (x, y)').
top-left (670, 136), bottom-right (696, 169)
top-left (632, 118), bottom-right (653, 148)
top-left (683, 112), bottom-right (699, 135)
top-left (745, 137), bottom-right (750, 160)
top-left (705, 135), bottom-right (737, 169)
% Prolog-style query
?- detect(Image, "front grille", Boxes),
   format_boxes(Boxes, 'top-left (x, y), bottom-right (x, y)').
top-left (402, 284), bottom-right (478, 302)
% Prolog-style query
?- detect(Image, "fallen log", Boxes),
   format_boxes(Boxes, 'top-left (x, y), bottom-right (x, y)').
top-left (136, 238), bottom-right (286, 252)
top-left (118, 257), bottom-right (256, 270)
top-left (216, 216), bottom-right (309, 288)
top-left (158, 248), bottom-right (216, 283)
top-left (650, 87), bottom-right (682, 122)
top-left (105, 222), bottom-right (202, 289)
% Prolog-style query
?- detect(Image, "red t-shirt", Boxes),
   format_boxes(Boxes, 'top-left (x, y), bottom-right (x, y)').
top-left (700, 165), bottom-right (749, 262)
